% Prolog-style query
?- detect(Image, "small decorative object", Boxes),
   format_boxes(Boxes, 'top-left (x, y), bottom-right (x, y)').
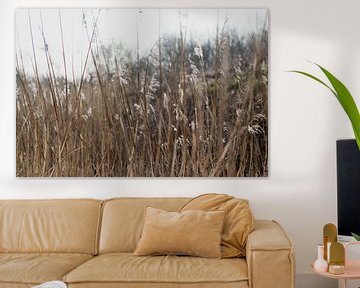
top-left (314, 244), bottom-right (328, 272)
top-left (323, 223), bottom-right (337, 261)
top-left (329, 242), bottom-right (345, 275)
top-left (32, 281), bottom-right (67, 288)
top-left (328, 264), bottom-right (345, 275)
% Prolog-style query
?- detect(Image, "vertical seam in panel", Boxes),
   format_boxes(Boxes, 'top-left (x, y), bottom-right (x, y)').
top-left (18, 200), bottom-right (29, 252)
top-left (94, 200), bottom-right (104, 255)
top-left (289, 249), bottom-right (295, 288)
top-left (272, 220), bottom-right (295, 288)
top-left (250, 250), bottom-right (254, 288)
top-left (246, 245), bottom-right (254, 288)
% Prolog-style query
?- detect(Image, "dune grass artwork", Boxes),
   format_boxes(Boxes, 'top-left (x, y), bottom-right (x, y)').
top-left (16, 8), bottom-right (269, 177)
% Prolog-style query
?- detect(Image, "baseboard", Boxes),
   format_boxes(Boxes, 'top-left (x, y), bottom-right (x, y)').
top-left (296, 273), bottom-right (337, 288)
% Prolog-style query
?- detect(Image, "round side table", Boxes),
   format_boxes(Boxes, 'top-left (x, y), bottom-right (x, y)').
top-left (311, 242), bottom-right (360, 288)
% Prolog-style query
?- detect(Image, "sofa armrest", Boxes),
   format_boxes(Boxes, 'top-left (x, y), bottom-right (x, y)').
top-left (246, 220), bottom-right (295, 288)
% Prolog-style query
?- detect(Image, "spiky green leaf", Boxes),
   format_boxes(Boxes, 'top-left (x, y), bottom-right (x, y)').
top-left (288, 70), bottom-right (337, 98)
top-left (351, 232), bottom-right (360, 241)
top-left (316, 64), bottom-right (360, 138)
top-left (290, 64), bottom-right (360, 150)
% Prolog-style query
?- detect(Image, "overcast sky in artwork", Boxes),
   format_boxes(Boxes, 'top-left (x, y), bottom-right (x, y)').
top-left (15, 8), bottom-right (268, 77)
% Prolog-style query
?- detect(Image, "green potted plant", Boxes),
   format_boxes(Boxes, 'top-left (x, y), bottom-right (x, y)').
top-left (290, 63), bottom-right (360, 241)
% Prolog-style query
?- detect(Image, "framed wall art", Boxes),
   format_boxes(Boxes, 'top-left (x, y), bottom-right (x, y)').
top-left (16, 8), bottom-right (269, 177)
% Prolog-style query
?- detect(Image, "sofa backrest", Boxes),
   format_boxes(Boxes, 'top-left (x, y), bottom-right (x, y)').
top-left (99, 197), bottom-right (190, 253)
top-left (0, 199), bottom-right (102, 254)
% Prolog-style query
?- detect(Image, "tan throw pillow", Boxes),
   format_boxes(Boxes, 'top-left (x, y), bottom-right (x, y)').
top-left (181, 193), bottom-right (254, 258)
top-left (134, 207), bottom-right (225, 258)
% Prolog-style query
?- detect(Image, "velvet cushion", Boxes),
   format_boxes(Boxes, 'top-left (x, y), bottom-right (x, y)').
top-left (134, 207), bottom-right (225, 258)
top-left (181, 194), bottom-right (254, 258)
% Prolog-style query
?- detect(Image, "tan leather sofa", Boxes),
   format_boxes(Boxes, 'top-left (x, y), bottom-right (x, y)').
top-left (0, 198), bottom-right (295, 288)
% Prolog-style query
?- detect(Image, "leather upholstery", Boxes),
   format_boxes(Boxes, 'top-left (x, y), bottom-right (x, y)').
top-left (0, 253), bottom-right (92, 285)
top-left (181, 194), bottom-right (254, 257)
top-left (0, 199), bottom-right (102, 254)
top-left (68, 283), bottom-right (249, 288)
top-left (99, 198), bottom-right (189, 253)
top-left (0, 198), bottom-right (295, 288)
top-left (63, 253), bottom-right (248, 284)
top-left (0, 284), bottom-right (32, 288)
top-left (246, 220), bottom-right (295, 288)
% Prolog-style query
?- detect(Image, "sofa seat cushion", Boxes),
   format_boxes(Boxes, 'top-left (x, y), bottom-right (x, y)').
top-left (64, 253), bottom-right (248, 285)
top-left (0, 253), bottom-right (93, 285)
top-left (67, 283), bottom-right (249, 288)
top-left (0, 284), bottom-right (33, 288)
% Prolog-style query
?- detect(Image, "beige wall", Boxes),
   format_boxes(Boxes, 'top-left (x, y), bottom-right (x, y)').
top-left (1, 0), bottom-right (360, 287)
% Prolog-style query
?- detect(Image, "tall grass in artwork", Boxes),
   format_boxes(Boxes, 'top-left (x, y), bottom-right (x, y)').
top-left (16, 9), bottom-right (268, 177)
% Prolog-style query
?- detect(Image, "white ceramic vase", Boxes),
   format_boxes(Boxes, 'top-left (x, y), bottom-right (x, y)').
top-left (314, 244), bottom-right (328, 272)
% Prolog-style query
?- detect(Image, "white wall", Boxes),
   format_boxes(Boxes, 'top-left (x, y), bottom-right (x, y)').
top-left (1, 0), bottom-right (360, 287)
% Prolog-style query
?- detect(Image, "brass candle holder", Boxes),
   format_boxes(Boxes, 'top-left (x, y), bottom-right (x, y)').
top-left (328, 242), bottom-right (345, 274)
top-left (323, 223), bottom-right (337, 262)
top-left (323, 223), bottom-right (345, 274)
